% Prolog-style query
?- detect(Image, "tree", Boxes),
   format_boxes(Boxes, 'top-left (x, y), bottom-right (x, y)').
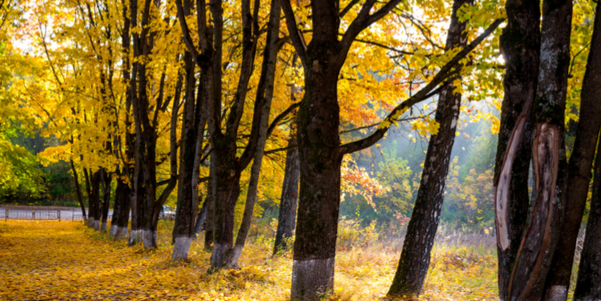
top-left (279, 0), bottom-right (503, 298)
top-left (387, 0), bottom-right (474, 296)
top-left (497, 0), bottom-right (574, 297)
top-left (493, 0), bottom-right (540, 297)
top-left (544, 2), bottom-right (600, 298)
top-left (574, 141), bottom-right (601, 300)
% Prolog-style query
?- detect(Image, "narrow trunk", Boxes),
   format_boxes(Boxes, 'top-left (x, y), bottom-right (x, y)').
top-left (193, 195), bottom-right (209, 239)
top-left (100, 169), bottom-right (112, 233)
top-left (90, 171), bottom-right (102, 231)
top-left (273, 137), bottom-right (300, 255)
top-left (494, 0), bottom-right (540, 298)
top-left (110, 177), bottom-right (122, 236)
top-left (224, 0), bottom-right (281, 269)
top-left (388, 0), bottom-right (471, 296)
top-left (544, 4), bottom-right (600, 297)
top-left (574, 142), bottom-right (601, 301)
top-left (204, 187), bottom-right (214, 250)
top-left (506, 0), bottom-right (572, 298)
top-left (84, 168), bottom-right (94, 228)
top-left (70, 160), bottom-right (87, 222)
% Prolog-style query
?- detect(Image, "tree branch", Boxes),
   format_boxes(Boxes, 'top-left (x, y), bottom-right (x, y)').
top-left (280, 0), bottom-right (308, 67)
top-left (339, 18), bottom-right (504, 155)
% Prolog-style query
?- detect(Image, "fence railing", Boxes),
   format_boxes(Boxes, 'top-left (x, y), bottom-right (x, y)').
top-left (2, 206), bottom-right (112, 222)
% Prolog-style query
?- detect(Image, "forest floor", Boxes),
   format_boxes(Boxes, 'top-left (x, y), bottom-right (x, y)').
top-left (0, 221), bottom-right (498, 300)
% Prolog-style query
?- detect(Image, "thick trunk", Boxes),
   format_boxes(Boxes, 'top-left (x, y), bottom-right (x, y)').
top-left (494, 0), bottom-right (540, 298)
top-left (506, 0), bottom-right (572, 298)
top-left (129, 166), bottom-right (146, 245)
top-left (388, 0), bottom-right (470, 296)
top-left (113, 179), bottom-right (131, 240)
top-left (173, 53), bottom-right (199, 262)
top-left (292, 65), bottom-right (341, 300)
top-left (69, 160), bottom-right (87, 222)
top-left (273, 138), bottom-right (300, 255)
top-left (574, 142), bottom-right (601, 301)
top-left (544, 4), bottom-right (600, 298)
top-left (209, 148), bottom-right (241, 269)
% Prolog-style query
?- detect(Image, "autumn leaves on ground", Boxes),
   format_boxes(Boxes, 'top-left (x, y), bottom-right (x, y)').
top-left (0, 221), bottom-right (497, 300)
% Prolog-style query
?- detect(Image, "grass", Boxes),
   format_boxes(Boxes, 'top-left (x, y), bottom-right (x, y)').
top-left (0, 220), bottom-right (499, 300)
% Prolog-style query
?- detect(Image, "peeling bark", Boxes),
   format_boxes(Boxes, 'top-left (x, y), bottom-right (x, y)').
top-left (493, 0), bottom-right (540, 293)
top-left (506, 0), bottom-right (572, 297)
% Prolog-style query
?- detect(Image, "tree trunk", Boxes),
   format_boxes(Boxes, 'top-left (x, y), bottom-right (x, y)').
top-left (173, 52), bottom-right (200, 262)
top-left (83, 168), bottom-right (94, 228)
top-left (89, 171), bottom-right (101, 231)
top-left (110, 179), bottom-right (122, 237)
top-left (388, 0), bottom-right (471, 296)
top-left (193, 195), bottom-right (209, 239)
top-left (204, 188), bottom-right (214, 250)
top-left (494, 0), bottom-right (540, 298)
top-left (274, 137), bottom-right (300, 255)
top-left (544, 4), bottom-right (600, 298)
top-left (129, 166), bottom-right (146, 245)
top-left (70, 160), bottom-right (87, 222)
top-left (113, 178), bottom-right (131, 240)
top-left (100, 168), bottom-right (112, 233)
top-left (506, 0), bottom-right (573, 297)
top-left (574, 142), bottom-right (601, 301)
top-left (224, 0), bottom-right (281, 269)
top-left (292, 65), bottom-right (342, 300)
top-left (209, 150), bottom-right (241, 269)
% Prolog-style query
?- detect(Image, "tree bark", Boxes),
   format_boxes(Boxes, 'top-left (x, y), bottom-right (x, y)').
top-left (224, 0), bottom-right (282, 269)
top-left (100, 168), bottom-right (112, 233)
top-left (387, 0), bottom-right (471, 296)
top-left (83, 168), bottom-right (94, 228)
top-left (193, 195), bottom-right (209, 239)
top-left (493, 0), bottom-right (540, 298)
top-left (574, 142), bottom-right (601, 301)
top-left (273, 136), bottom-right (300, 255)
top-left (204, 186), bottom-right (214, 250)
top-left (506, 0), bottom-right (573, 298)
top-left (544, 3), bottom-right (600, 298)
top-left (173, 50), bottom-right (201, 261)
top-left (113, 177), bottom-right (131, 240)
top-left (69, 159), bottom-right (87, 222)
top-left (110, 179), bottom-right (122, 236)
top-left (88, 170), bottom-right (101, 231)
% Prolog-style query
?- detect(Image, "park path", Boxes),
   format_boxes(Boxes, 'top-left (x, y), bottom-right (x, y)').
top-left (0, 221), bottom-right (206, 300)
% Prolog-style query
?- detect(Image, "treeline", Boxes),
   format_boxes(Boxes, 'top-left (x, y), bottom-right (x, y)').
top-left (1, 0), bottom-right (600, 300)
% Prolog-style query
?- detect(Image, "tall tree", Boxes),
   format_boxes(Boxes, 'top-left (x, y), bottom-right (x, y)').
top-left (544, 2), bottom-right (600, 299)
top-left (387, 0), bottom-right (473, 296)
top-left (574, 141), bottom-right (601, 301)
top-left (175, 0), bottom-right (299, 269)
top-left (505, 0), bottom-right (573, 297)
top-left (273, 127), bottom-right (299, 255)
top-left (493, 0), bottom-right (540, 297)
top-left (280, 0), bottom-right (502, 298)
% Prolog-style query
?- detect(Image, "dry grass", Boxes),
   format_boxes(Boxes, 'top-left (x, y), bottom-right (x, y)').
top-left (0, 220), bottom-right (499, 300)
